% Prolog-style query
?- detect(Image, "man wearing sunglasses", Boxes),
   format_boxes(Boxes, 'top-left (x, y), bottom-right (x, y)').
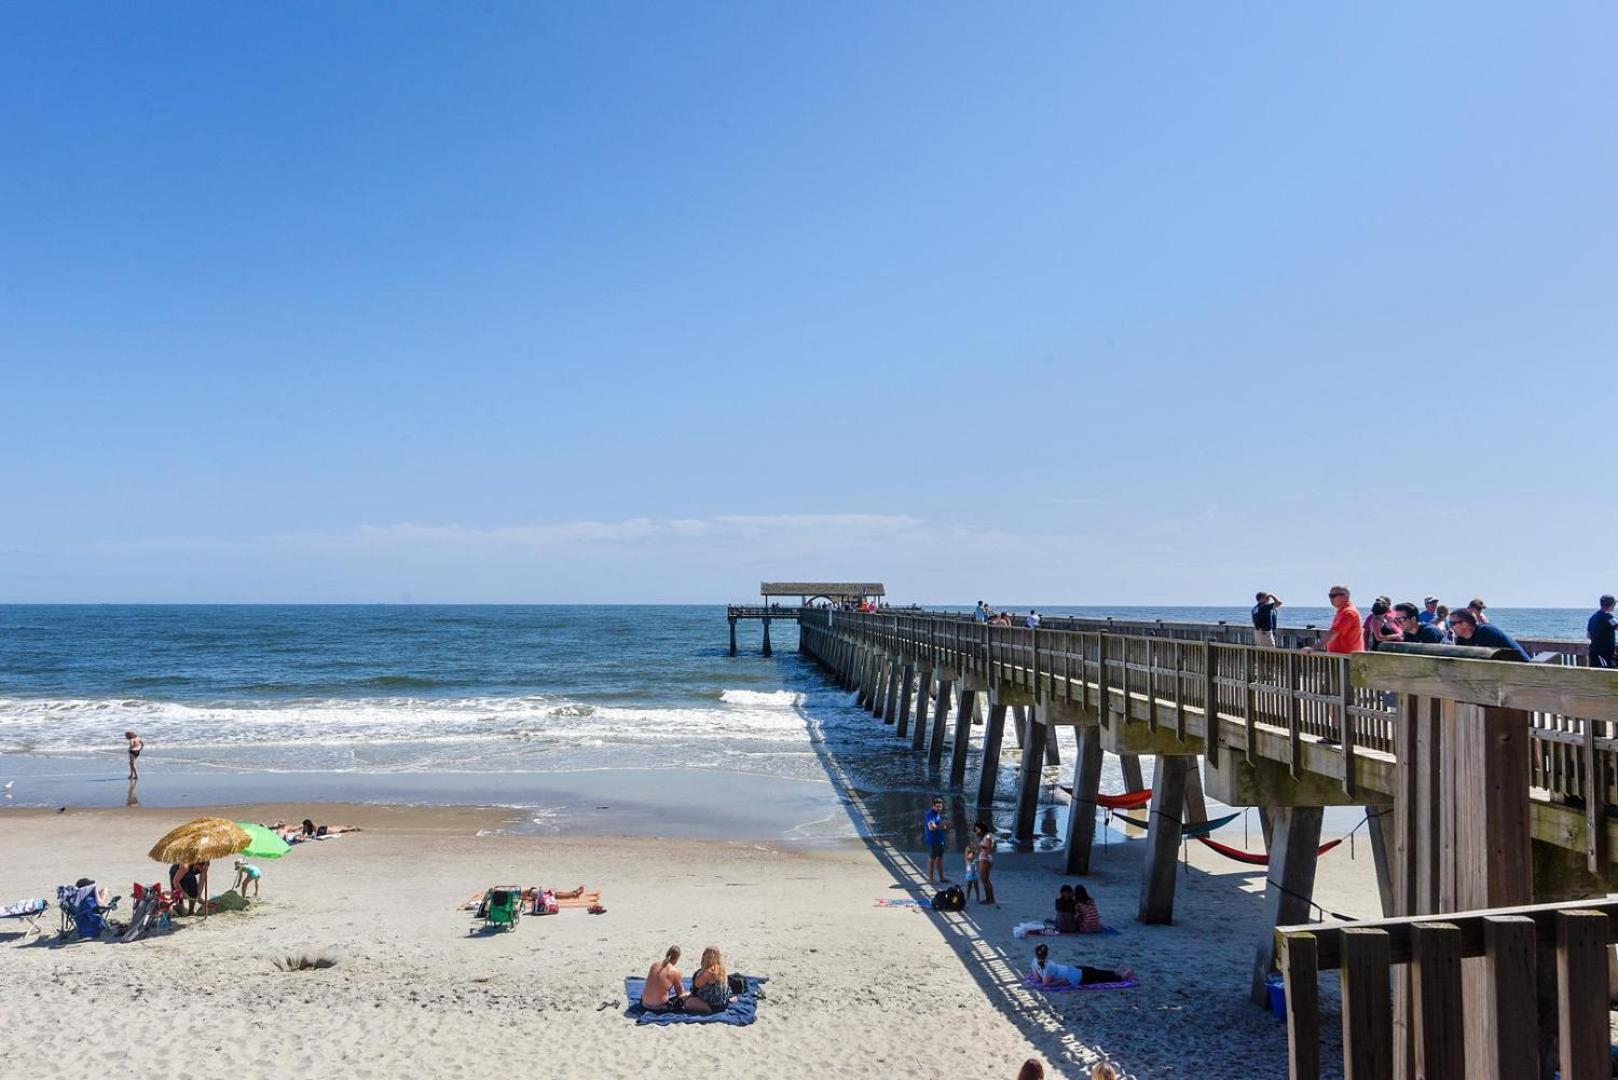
top-left (1304, 586), bottom-right (1363, 654)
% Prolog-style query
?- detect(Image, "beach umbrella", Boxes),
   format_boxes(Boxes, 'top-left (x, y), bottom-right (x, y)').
top-left (235, 822), bottom-right (291, 860)
top-left (148, 817), bottom-right (252, 918)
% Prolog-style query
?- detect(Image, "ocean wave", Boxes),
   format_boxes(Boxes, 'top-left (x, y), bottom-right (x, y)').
top-left (720, 689), bottom-right (806, 707)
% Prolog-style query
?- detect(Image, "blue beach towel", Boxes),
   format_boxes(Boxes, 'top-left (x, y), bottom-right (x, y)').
top-left (1025, 924), bottom-right (1121, 936)
top-left (624, 976), bottom-right (768, 1025)
top-left (1025, 974), bottom-right (1137, 993)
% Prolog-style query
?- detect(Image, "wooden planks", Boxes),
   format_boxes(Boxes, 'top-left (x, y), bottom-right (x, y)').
top-left (1556, 909), bottom-right (1610, 1080)
top-left (1483, 915), bottom-right (1537, 1080)
top-left (1410, 923), bottom-right (1464, 1079)
top-left (1340, 928), bottom-right (1394, 1080)
top-left (1281, 932), bottom-right (1321, 1080)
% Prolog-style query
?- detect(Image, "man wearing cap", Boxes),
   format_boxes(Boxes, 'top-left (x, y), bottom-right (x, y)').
top-left (1418, 596), bottom-right (1441, 626)
top-left (1250, 591), bottom-right (1282, 647)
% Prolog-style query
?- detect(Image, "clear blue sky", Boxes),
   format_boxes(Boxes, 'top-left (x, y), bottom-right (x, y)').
top-left (3, 3), bottom-right (1614, 604)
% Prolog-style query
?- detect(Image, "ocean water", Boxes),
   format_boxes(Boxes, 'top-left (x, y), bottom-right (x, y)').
top-left (0, 604), bottom-right (1590, 842)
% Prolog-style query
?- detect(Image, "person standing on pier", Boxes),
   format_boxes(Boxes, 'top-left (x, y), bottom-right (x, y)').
top-left (1250, 591), bottom-right (1282, 646)
top-left (1025, 610), bottom-right (1041, 629)
top-left (924, 798), bottom-right (949, 884)
top-left (1419, 595), bottom-right (1442, 625)
top-left (1305, 586), bottom-right (1363, 654)
top-left (974, 601), bottom-right (990, 624)
top-left (1395, 603), bottom-right (1445, 644)
top-left (1588, 595), bottom-right (1617, 668)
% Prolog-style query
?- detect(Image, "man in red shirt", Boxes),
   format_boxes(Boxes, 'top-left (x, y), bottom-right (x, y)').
top-left (1308, 585), bottom-right (1364, 654)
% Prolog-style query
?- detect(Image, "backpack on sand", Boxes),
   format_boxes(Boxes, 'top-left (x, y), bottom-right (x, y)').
top-left (931, 885), bottom-right (965, 912)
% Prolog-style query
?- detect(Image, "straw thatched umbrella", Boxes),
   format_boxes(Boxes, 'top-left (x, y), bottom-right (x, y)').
top-left (149, 817), bottom-right (251, 917)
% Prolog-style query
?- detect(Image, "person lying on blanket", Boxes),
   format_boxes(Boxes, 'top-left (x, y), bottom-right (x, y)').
top-left (1030, 943), bottom-right (1134, 988)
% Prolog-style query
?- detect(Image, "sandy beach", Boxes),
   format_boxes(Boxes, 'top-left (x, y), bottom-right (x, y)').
top-left (0, 800), bottom-right (1379, 1078)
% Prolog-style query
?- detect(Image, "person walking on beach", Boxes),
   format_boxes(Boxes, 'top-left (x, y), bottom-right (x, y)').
top-left (1588, 596), bottom-right (1617, 668)
top-left (924, 798), bottom-right (949, 883)
top-left (1250, 592), bottom-right (1282, 647)
top-left (1448, 608), bottom-right (1530, 661)
top-left (1305, 586), bottom-right (1363, 654)
top-left (124, 731), bottom-right (143, 780)
top-left (974, 821), bottom-right (997, 905)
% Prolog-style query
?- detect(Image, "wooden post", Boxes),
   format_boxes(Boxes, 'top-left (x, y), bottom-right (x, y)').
top-left (1250, 806), bottom-right (1325, 1004)
top-left (1366, 807), bottom-right (1396, 918)
top-left (1064, 722), bottom-right (1104, 875)
top-left (1557, 909), bottom-right (1610, 1080)
top-left (1483, 916), bottom-right (1537, 1080)
top-left (1411, 923), bottom-right (1465, 1079)
top-left (977, 702), bottom-right (1008, 807)
top-left (1341, 928), bottom-right (1394, 1080)
top-left (1137, 754), bottom-right (1189, 925)
top-left (761, 617), bottom-right (772, 657)
top-left (1120, 754), bottom-right (1144, 793)
top-left (1013, 709), bottom-right (1048, 844)
top-left (1044, 722), bottom-right (1061, 766)
top-left (1282, 932), bottom-right (1321, 1080)
top-left (728, 617), bottom-right (738, 658)
top-left (1182, 760), bottom-right (1208, 825)
top-left (949, 688), bottom-right (977, 786)
top-left (870, 655), bottom-right (887, 718)
top-left (856, 651), bottom-right (872, 708)
top-left (928, 679), bottom-right (953, 769)
top-left (895, 663), bottom-right (915, 738)
top-left (911, 672), bottom-right (932, 752)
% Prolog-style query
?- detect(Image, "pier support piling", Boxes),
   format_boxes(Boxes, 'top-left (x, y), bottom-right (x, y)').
top-left (1013, 709), bottom-right (1049, 845)
top-left (870, 656), bottom-right (887, 718)
top-left (1064, 722), bottom-right (1105, 875)
top-left (1120, 754), bottom-right (1145, 793)
top-left (1044, 726), bottom-right (1061, 767)
top-left (728, 618), bottom-right (738, 658)
top-left (895, 664), bottom-right (915, 738)
top-left (1248, 805), bottom-right (1325, 1005)
top-left (1137, 754), bottom-right (1191, 925)
top-left (912, 672), bottom-right (933, 752)
top-left (977, 702), bottom-right (1008, 807)
top-left (949, 688), bottom-right (978, 786)
top-left (761, 618), bottom-right (772, 657)
top-left (928, 679), bottom-right (954, 769)
top-left (882, 657), bottom-right (900, 724)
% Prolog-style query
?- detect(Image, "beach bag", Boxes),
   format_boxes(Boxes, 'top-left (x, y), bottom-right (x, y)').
top-left (931, 885), bottom-right (965, 912)
top-left (727, 974), bottom-right (748, 996)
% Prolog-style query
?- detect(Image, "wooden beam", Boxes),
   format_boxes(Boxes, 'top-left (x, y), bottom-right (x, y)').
top-left (928, 679), bottom-right (953, 769)
top-left (882, 656), bottom-right (900, 723)
top-left (1483, 916), bottom-right (1537, 1080)
top-left (1137, 755), bottom-right (1189, 925)
top-left (1340, 928), bottom-right (1394, 1080)
top-left (1013, 714), bottom-right (1048, 844)
top-left (894, 663), bottom-right (915, 738)
top-left (1556, 909), bottom-right (1610, 1080)
top-left (1411, 923), bottom-right (1464, 1079)
top-left (949, 688), bottom-right (977, 786)
top-left (1353, 652), bottom-right (1618, 722)
top-left (1278, 897), bottom-right (1618, 971)
top-left (1281, 932), bottom-right (1321, 1080)
top-left (911, 671), bottom-right (932, 752)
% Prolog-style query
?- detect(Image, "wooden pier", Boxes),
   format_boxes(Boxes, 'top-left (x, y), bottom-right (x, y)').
top-left (725, 582), bottom-right (884, 657)
top-left (796, 607), bottom-right (1618, 1077)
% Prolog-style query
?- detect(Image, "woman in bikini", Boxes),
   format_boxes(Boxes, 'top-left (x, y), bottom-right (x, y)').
top-left (125, 731), bottom-right (143, 780)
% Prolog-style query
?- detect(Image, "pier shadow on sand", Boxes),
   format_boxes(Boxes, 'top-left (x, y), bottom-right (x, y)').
top-left (794, 677), bottom-right (1353, 1080)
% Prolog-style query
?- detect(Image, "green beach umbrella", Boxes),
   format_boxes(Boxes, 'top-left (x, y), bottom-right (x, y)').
top-left (235, 822), bottom-right (292, 860)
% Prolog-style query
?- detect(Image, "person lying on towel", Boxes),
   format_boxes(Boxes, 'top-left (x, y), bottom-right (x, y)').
top-left (1030, 943), bottom-right (1133, 988)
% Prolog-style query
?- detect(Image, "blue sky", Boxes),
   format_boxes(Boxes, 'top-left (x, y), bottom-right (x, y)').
top-left (2, 3), bottom-right (1614, 604)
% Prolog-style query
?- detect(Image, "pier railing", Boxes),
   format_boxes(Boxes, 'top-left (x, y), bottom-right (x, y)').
top-left (804, 609), bottom-right (1618, 854)
top-left (1277, 899), bottom-right (1618, 1080)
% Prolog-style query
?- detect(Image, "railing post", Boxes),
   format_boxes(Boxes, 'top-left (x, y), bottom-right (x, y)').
top-left (1557, 909), bottom-right (1610, 1080)
top-left (1203, 642), bottom-right (1219, 768)
top-left (1340, 928), bottom-right (1393, 1080)
top-left (1287, 651), bottom-right (1302, 779)
top-left (1411, 923), bottom-right (1464, 1079)
top-left (1244, 646), bottom-right (1257, 765)
top-left (1339, 660), bottom-right (1357, 797)
top-left (1281, 932), bottom-right (1321, 1080)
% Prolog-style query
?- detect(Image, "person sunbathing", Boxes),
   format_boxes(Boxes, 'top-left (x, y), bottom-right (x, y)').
top-left (641, 945), bottom-right (686, 1013)
top-left (1029, 943), bottom-right (1133, 988)
top-left (685, 946), bottom-right (733, 1014)
top-left (297, 818), bottom-right (362, 838)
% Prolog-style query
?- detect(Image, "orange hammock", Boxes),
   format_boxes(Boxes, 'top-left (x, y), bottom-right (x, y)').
top-left (1196, 836), bottom-right (1345, 866)
top-left (1059, 786), bottom-right (1152, 810)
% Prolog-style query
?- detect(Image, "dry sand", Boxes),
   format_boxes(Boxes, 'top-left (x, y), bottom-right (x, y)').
top-left (0, 802), bottom-right (1378, 1078)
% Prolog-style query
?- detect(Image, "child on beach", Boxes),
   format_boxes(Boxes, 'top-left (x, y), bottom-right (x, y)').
top-left (232, 859), bottom-right (262, 899)
top-left (963, 841), bottom-right (980, 901)
top-left (125, 731), bottom-right (143, 780)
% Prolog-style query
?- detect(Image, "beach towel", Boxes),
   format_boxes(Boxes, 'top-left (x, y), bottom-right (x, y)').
top-left (0, 898), bottom-right (47, 919)
top-left (1024, 974), bottom-right (1137, 992)
top-left (1022, 925), bottom-right (1120, 937)
top-left (624, 976), bottom-right (768, 1026)
top-left (872, 898), bottom-right (926, 909)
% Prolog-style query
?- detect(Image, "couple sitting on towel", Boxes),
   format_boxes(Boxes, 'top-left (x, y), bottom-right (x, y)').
top-left (642, 945), bottom-right (735, 1014)
top-left (1029, 943), bottom-right (1134, 989)
top-left (1053, 884), bottom-right (1104, 933)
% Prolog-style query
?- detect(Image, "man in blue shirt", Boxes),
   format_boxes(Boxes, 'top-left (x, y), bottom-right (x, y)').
top-left (1588, 595), bottom-right (1617, 668)
top-left (923, 797), bottom-right (949, 883)
top-left (1395, 603), bottom-right (1445, 644)
top-left (1418, 596), bottom-right (1441, 626)
top-left (1449, 609), bottom-right (1530, 661)
top-left (974, 601), bottom-right (990, 624)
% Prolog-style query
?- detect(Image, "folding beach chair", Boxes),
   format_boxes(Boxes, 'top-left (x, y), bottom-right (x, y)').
top-left (121, 882), bottom-right (175, 943)
top-left (0, 898), bottom-right (48, 944)
top-left (479, 886), bottom-right (522, 932)
top-left (57, 883), bottom-right (120, 940)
